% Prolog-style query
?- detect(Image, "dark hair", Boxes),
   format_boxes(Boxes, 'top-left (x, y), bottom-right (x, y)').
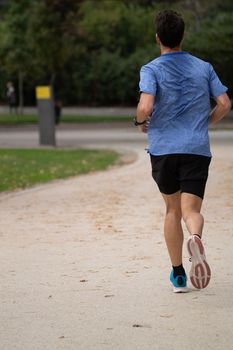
top-left (155, 10), bottom-right (185, 48)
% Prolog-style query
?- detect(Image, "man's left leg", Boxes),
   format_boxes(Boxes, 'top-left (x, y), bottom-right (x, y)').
top-left (162, 191), bottom-right (183, 266)
top-left (162, 191), bottom-right (188, 292)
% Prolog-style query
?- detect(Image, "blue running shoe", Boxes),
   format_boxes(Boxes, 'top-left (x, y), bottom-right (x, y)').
top-left (170, 270), bottom-right (189, 293)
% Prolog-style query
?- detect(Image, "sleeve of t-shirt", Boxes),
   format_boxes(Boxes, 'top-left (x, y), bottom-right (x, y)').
top-left (208, 64), bottom-right (228, 98)
top-left (139, 65), bottom-right (157, 96)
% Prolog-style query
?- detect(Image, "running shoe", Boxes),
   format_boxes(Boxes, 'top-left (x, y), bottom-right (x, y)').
top-left (187, 235), bottom-right (211, 289)
top-left (170, 270), bottom-right (189, 293)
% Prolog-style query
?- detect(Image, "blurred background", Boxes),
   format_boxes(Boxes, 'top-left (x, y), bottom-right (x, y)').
top-left (0, 0), bottom-right (232, 112)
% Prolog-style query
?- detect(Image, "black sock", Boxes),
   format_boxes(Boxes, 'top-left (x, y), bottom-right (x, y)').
top-left (172, 264), bottom-right (186, 278)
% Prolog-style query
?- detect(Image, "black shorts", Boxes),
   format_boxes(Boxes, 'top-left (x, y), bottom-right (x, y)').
top-left (150, 153), bottom-right (211, 199)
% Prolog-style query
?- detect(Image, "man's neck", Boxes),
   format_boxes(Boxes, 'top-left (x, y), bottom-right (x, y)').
top-left (160, 45), bottom-right (182, 55)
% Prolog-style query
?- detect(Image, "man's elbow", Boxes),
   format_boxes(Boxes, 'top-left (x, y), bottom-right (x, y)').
top-left (225, 98), bottom-right (232, 113)
top-left (218, 95), bottom-right (232, 113)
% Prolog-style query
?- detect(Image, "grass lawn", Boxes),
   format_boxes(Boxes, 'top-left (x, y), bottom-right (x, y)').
top-left (0, 114), bottom-right (131, 125)
top-left (0, 148), bottom-right (119, 192)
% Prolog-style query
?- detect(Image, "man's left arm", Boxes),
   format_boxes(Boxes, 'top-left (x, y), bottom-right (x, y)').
top-left (136, 65), bottom-right (157, 133)
top-left (136, 93), bottom-right (155, 133)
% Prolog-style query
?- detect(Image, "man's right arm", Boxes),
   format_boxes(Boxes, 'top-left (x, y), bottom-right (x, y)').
top-left (209, 93), bottom-right (231, 125)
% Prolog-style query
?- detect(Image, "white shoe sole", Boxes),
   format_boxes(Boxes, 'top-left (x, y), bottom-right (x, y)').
top-left (170, 282), bottom-right (189, 293)
top-left (172, 286), bottom-right (190, 293)
top-left (187, 235), bottom-right (211, 289)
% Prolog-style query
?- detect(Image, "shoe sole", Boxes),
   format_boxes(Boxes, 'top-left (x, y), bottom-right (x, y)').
top-left (187, 235), bottom-right (211, 289)
top-left (172, 285), bottom-right (189, 293)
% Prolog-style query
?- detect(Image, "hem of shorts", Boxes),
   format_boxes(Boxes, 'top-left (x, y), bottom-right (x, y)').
top-left (160, 188), bottom-right (180, 195)
top-left (180, 190), bottom-right (204, 200)
top-left (148, 150), bottom-right (212, 158)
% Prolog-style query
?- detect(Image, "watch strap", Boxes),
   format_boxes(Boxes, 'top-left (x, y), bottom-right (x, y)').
top-left (133, 117), bottom-right (147, 126)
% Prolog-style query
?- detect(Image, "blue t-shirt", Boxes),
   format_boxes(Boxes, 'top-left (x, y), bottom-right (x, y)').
top-left (139, 52), bottom-right (228, 157)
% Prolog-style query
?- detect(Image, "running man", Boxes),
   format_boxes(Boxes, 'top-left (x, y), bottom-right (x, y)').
top-left (135, 10), bottom-right (231, 292)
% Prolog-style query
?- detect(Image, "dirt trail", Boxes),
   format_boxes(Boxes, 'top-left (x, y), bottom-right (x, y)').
top-left (0, 143), bottom-right (233, 350)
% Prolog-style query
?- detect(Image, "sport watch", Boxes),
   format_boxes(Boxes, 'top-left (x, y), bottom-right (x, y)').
top-left (133, 117), bottom-right (147, 126)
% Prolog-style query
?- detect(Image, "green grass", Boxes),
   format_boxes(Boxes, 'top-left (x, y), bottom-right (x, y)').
top-left (0, 114), bottom-right (36, 125)
top-left (63, 115), bottom-right (131, 123)
top-left (0, 148), bottom-right (119, 192)
top-left (0, 114), bottom-right (131, 125)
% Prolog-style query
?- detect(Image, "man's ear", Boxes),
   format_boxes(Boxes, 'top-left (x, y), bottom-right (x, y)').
top-left (156, 33), bottom-right (160, 45)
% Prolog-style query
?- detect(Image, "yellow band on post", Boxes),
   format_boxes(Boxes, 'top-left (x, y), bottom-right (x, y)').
top-left (36, 86), bottom-right (51, 99)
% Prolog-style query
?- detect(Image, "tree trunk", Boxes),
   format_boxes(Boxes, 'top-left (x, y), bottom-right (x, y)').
top-left (18, 71), bottom-right (24, 114)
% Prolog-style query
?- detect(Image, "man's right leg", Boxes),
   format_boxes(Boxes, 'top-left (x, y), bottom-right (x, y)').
top-left (181, 192), bottom-right (211, 289)
top-left (181, 192), bottom-right (203, 236)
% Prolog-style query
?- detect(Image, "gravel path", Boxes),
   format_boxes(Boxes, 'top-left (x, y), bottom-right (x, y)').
top-left (0, 137), bottom-right (233, 349)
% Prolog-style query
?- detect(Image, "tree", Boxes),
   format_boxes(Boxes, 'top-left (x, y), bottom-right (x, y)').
top-left (0, 0), bottom-right (83, 106)
top-left (0, 0), bottom-right (232, 107)
top-left (0, 0), bottom-right (34, 112)
top-left (28, 0), bottom-right (81, 87)
top-left (185, 11), bottom-right (233, 92)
